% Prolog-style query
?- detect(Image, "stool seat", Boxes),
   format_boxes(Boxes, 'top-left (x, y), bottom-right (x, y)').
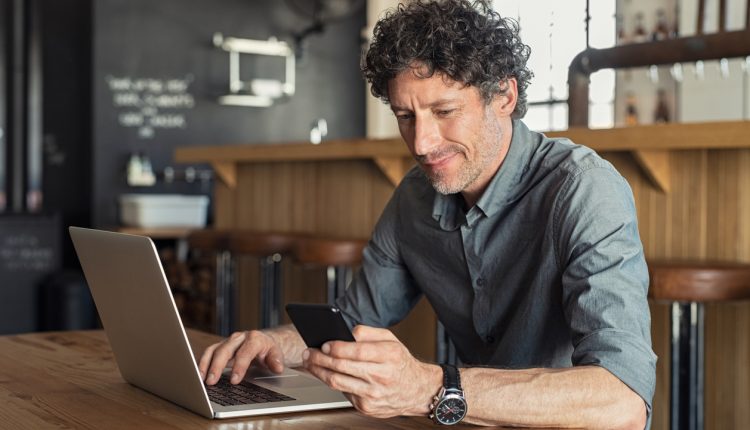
top-left (187, 229), bottom-right (229, 251)
top-left (227, 231), bottom-right (301, 256)
top-left (293, 237), bottom-right (367, 305)
top-left (293, 237), bottom-right (368, 266)
top-left (649, 260), bottom-right (750, 302)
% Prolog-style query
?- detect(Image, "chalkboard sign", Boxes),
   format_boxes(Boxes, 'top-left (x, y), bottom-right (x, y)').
top-left (105, 74), bottom-right (196, 139)
top-left (0, 214), bottom-right (61, 334)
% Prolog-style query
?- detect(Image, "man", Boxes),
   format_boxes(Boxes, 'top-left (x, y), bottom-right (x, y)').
top-left (200, 0), bottom-right (656, 428)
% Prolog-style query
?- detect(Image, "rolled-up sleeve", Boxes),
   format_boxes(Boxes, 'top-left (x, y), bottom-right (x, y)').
top-left (554, 165), bottom-right (657, 412)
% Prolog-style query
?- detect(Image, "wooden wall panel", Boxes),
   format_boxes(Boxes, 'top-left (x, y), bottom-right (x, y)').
top-left (604, 149), bottom-right (750, 430)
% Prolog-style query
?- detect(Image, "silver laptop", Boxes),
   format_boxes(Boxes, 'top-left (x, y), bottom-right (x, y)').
top-left (69, 226), bottom-right (351, 419)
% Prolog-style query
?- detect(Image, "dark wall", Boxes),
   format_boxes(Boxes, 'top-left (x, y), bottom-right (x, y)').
top-left (92, 0), bottom-right (367, 227)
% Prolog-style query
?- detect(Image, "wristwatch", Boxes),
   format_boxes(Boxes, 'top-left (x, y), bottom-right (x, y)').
top-left (429, 364), bottom-right (467, 425)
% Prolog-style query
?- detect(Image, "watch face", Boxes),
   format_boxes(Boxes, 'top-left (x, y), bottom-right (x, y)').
top-left (435, 396), bottom-right (467, 425)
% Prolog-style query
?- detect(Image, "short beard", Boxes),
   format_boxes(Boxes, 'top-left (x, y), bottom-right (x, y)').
top-left (424, 150), bottom-right (483, 195)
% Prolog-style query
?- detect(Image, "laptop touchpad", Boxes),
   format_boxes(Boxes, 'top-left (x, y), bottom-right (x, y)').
top-left (246, 368), bottom-right (323, 389)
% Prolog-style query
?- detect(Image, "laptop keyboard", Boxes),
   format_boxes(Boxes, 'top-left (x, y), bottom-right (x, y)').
top-left (206, 376), bottom-right (295, 406)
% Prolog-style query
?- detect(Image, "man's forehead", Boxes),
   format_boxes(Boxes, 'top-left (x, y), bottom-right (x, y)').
top-left (387, 70), bottom-right (475, 109)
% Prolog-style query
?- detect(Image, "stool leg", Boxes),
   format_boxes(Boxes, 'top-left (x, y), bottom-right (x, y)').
top-left (325, 265), bottom-right (352, 304)
top-left (259, 255), bottom-right (278, 329)
top-left (215, 250), bottom-right (234, 336)
top-left (270, 253), bottom-right (283, 328)
top-left (326, 266), bottom-right (336, 305)
top-left (670, 301), bottom-right (704, 430)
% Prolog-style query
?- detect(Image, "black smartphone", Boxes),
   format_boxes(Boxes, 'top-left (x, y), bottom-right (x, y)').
top-left (285, 303), bottom-right (355, 348)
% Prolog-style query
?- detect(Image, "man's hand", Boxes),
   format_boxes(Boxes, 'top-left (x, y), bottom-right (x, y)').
top-left (302, 325), bottom-right (442, 418)
top-left (199, 330), bottom-right (284, 385)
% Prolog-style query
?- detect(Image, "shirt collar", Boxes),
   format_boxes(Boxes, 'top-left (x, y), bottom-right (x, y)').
top-left (432, 119), bottom-right (537, 230)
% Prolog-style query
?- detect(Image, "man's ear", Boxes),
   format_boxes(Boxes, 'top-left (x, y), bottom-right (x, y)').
top-left (493, 78), bottom-right (518, 117)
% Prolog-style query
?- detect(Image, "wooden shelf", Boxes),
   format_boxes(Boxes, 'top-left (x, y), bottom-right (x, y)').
top-left (116, 226), bottom-right (195, 239)
top-left (174, 120), bottom-right (750, 193)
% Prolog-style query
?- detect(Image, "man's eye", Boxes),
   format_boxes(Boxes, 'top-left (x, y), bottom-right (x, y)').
top-left (396, 114), bottom-right (414, 121)
top-left (436, 109), bottom-right (454, 117)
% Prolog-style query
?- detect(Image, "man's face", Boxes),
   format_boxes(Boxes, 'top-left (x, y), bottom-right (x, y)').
top-left (387, 68), bottom-right (513, 202)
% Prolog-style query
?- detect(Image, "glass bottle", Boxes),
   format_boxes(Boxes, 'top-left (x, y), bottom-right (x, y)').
top-left (654, 88), bottom-right (670, 123)
top-left (633, 12), bottom-right (648, 43)
top-left (625, 93), bottom-right (639, 126)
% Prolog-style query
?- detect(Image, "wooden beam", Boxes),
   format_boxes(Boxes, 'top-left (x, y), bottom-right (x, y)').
top-left (211, 161), bottom-right (236, 189)
top-left (545, 121), bottom-right (750, 152)
top-left (632, 150), bottom-right (671, 193)
top-left (373, 156), bottom-right (411, 187)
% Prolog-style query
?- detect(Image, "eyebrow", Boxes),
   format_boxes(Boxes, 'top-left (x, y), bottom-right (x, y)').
top-left (390, 98), bottom-right (461, 113)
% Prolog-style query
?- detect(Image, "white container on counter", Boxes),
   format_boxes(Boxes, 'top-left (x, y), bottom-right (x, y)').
top-left (119, 194), bottom-right (209, 228)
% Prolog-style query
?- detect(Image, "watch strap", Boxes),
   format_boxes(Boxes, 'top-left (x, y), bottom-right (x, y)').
top-left (441, 364), bottom-right (462, 391)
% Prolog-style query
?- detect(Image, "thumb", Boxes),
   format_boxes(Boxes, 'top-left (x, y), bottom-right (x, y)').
top-left (352, 325), bottom-right (398, 342)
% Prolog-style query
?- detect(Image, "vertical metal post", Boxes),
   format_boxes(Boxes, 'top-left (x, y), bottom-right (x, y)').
top-left (670, 301), bottom-right (704, 430)
top-left (0, 0), bottom-right (7, 212)
top-left (325, 266), bottom-right (336, 305)
top-left (8, 0), bottom-right (28, 212)
top-left (25, 0), bottom-right (41, 212)
top-left (259, 253), bottom-right (283, 329)
top-left (215, 250), bottom-right (233, 336)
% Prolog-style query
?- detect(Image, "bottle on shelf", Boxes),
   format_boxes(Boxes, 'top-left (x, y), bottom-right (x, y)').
top-left (625, 92), bottom-right (639, 126)
top-left (617, 14), bottom-right (627, 45)
top-left (652, 9), bottom-right (670, 41)
top-left (633, 12), bottom-right (648, 43)
top-left (654, 88), bottom-right (671, 123)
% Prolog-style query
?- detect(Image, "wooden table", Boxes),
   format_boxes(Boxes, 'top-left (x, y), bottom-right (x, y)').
top-left (0, 329), bottom-right (489, 429)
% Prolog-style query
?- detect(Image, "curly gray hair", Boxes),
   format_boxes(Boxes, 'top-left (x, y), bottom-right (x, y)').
top-left (362, 0), bottom-right (533, 118)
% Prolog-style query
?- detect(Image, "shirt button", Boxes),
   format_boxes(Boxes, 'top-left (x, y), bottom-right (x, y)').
top-left (476, 278), bottom-right (485, 287)
top-left (486, 335), bottom-right (495, 344)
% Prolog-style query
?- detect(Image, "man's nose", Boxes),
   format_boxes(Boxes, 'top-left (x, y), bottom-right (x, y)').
top-left (412, 116), bottom-right (441, 156)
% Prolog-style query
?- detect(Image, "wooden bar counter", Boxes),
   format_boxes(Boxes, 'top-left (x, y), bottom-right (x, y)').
top-left (177, 120), bottom-right (750, 429)
top-left (0, 329), bottom-right (495, 429)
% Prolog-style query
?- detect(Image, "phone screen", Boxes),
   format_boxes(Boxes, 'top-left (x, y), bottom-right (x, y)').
top-left (286, 303), bottom-right (355, 348)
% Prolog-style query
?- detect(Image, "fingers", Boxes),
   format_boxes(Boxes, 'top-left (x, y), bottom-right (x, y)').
top-left (322, 334), bottom-right (402, 364)
top-left (201, 330), bottom-right (285, 386)
top-left (229, 332), bottom-right (283, 382)
top-left (198, 342), bottom-right (220, 380)
top-left (265, 345), bottom-right (285, 373)
top-left (305, 347), bottom-right (372, 381)
top-left (304, 349), bottom-right (371, 394)
top-left (205, 331), bottom-right (249, 384)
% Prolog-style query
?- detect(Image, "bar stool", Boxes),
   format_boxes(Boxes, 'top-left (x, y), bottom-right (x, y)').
top-left (186, 229), bottom-right (232, 335)
top-left (648, 260), bottom-right (750, 430)
top-left (227, 231), bottom-right (300, 329)
top-left (292, 237), bottom-right (368, 304)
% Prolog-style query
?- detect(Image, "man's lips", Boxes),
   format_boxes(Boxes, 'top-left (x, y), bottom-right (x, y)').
top-left (418, 150), bottom-right (461, 169)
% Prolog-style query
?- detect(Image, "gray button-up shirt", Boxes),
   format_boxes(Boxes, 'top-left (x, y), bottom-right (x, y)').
top-left (336, 119), bottom-right (657, 414)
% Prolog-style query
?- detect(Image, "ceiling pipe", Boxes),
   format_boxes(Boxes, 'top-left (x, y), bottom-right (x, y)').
top-left (567, 29), bottom-right (750, 127)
